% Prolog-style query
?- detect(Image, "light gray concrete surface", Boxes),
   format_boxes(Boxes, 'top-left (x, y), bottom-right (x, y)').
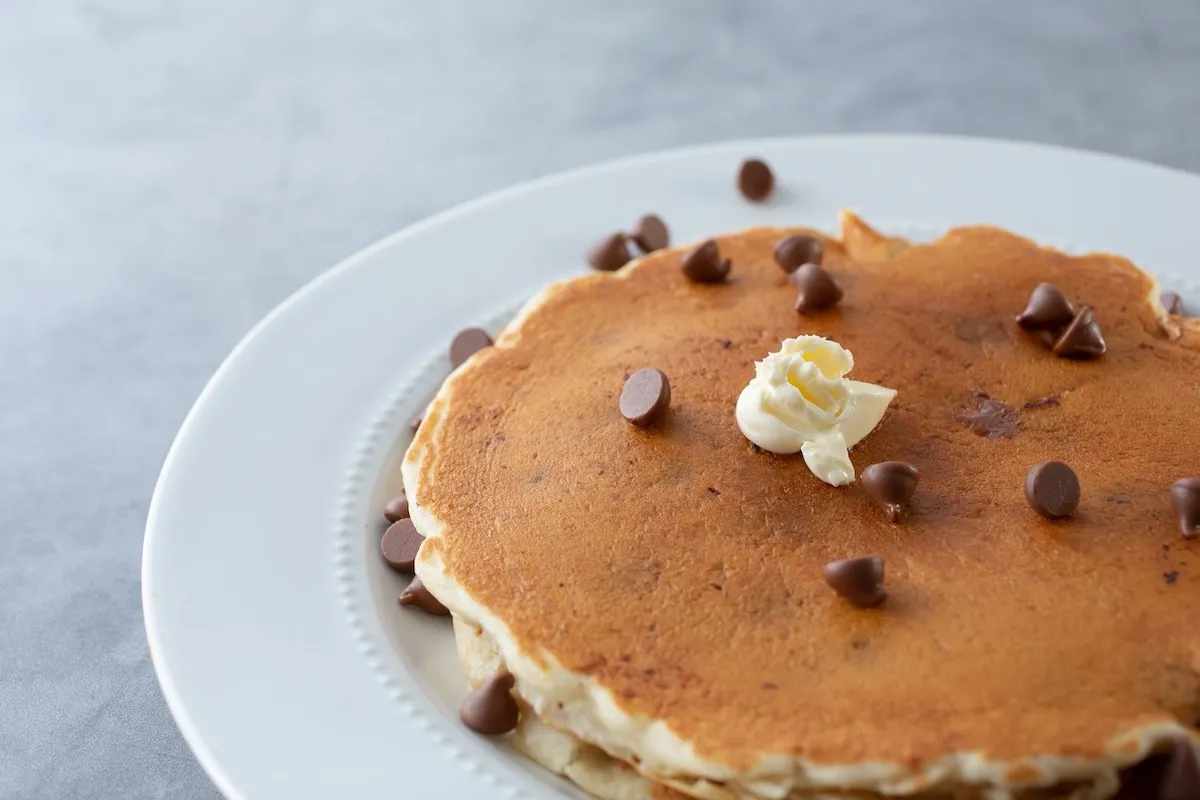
top-left (1, 1), bottom-right (1198, 797)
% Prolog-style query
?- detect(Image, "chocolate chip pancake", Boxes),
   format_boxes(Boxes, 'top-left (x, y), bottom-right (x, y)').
top-left (404, 212), bottom-right (1200, 799)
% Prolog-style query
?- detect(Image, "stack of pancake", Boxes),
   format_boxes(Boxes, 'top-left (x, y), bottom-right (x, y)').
top-left (402, 212), bottom-right (1200, 799)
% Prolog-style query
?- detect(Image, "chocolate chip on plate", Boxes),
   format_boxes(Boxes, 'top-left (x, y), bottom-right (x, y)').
top-left (792, 263), bottom-right (843, 314)
top-left (620, 368), bottom-right (671, 427)
top-left (398, 576), bottom-right (451, 616)
top-left (1017, 282), bottom-right (1075, 332)
top-left (772, 234), bottom-right (824, 273)
top-left (822, 556), bottom-right (887, 608)
top-left (1170, 477), bottom-right (1200, 539)
top-left (861, 461), bottom-right (920, 523)
top-left (460, 671), bottom-right (520, 735)
top-left (1162, 291), bottom-right (1186, 316)
top-left (737, 158), bottom-right (774, 202)
top-left (1024, 461), bottom-right (1080, 520)
top-left (1052, 306), bottom-right (1106, 359)
top-left (681, 240), bottom-right (731, 284)
top-left (587, 232), bottom-right (632, 272)
top-left (383, 494), bottom-right (410, 523)
top-left (410, 415), bottom-right (423, 433)
top-left (450, 327), bottom-right (494, 368)
top-left (630, 214), bottom-right (669, 253)
top-left (380, 519), bottom-right (424, 571)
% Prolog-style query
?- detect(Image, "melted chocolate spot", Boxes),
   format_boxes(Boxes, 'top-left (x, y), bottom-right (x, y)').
top-left (960, 395), bottom-right (1020, 438)
top-left (953, 316), bottom-right (1010, 347)
top-left (1023, 396), bottom-right (1060, 410)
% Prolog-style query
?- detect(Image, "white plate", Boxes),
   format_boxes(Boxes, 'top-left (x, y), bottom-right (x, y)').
top-left (143, 135), bottom-right (1200, 800)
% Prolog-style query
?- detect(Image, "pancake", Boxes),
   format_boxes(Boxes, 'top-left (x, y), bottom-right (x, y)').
top-left (404, 212), bottom-right (1200, 798)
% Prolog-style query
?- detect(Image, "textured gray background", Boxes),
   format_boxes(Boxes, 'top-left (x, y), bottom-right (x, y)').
top-left (2, 1), bottom-right (1199, 798)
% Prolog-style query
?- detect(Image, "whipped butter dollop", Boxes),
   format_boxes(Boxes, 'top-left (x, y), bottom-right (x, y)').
top-left (736, 336), bottom-right (896, 486)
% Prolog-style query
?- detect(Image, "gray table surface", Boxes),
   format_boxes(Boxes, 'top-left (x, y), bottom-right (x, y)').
top-left (3, 1), bottom-right (1199, 797)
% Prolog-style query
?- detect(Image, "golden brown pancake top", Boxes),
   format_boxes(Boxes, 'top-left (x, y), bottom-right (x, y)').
top-left (411, 215), bottom-right (1200, 771)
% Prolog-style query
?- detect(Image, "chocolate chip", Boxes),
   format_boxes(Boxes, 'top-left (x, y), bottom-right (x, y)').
top-left (1017, 282), bottom-right (1075, 332)
top-left (586, 232), bottom-right (632, 272)
top-left (1163, 291), bottom-right (1186, 315)
top-left (1163, 737), bottom-right (1200, 800)
top-left (1170, 477), bottom-right (1200, 539)
top-left (410, 415), bottom-right (423, 433)
top-left (736, 158), bottom-right (774, 202)
top-left (380, 519), bottom-right (424, 571)
top-left (961, 395), bottom-right (1020, 438)
top-left (619, 368), bottom-right (671, 427)
top-left (822, 556), bottom-right (887, 608)
top-left (1164, 570), bottom-right (1180, 586)
top-left (460, 671), bottom-right (519, 735)
top-left (719, 338), bottom-right (732, 348)
top-left (1052, 306), bottom-right (1106, 359)
top-left (772, 234), bottom-right (824, 273)
top-left (1024, 461), bottom-right (1080, 520)
top-left (792, 264), bottom-right (843, 314)
top-left (630, 214), bottom-right (669, 253)
top-left (383, 494), bottom-right (410, 523)
top-left (449, 328), bottom-right (493, 368)
top-left (861, 461), bottom-right (920, 523)
top-left (681, 240), bottom-right (730, 284)
top-left (1116, 753), bottom-right (1171, 800)
top-left (399, 576), bottom-right (451, 616)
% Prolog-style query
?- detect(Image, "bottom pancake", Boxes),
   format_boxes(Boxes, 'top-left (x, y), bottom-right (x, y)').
top-left (452, 619), bottom-right (1120, 800)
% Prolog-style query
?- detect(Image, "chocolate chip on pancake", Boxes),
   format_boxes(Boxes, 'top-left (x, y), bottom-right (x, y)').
top-left (822, 556), bottom-right (887, 608)
top-left (1017, 282), bottom-right (1075, 332)
top-left (681, 240), bottom-right (731, 284)
top-left (736, 158), bottom-right (774, 202)
top-left (791, 263), bottom-right (843, 314)
top-left (587, 232), bottom-right (632, 272)
top-left (1162, 291), bottom-right (1186, 316)
top-left (380, 519), bottom-right (424, 571)
top-left (1025, 461), bottom-right (1081, 520)
top-left (630, 214), bottom-right (669, 253)
top-left (1052, 306), bottom-right (1106, 359)
top-left (450, 328), bottom-right (494, 368)
top-left (398, 576), bottom-right (451, 616)
top-left (1170, 477), bottom-right (1200, 539)
top-left (460, 671), bottom-right (520, 735)
top-left (619, 368), bottom-right (671, 427)
top-left (772, 234), bottom-right (824, 273)
top-left (861, 461), bottom-right (920, 523)
top-left (383, 494), bottom-right (410, 522)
